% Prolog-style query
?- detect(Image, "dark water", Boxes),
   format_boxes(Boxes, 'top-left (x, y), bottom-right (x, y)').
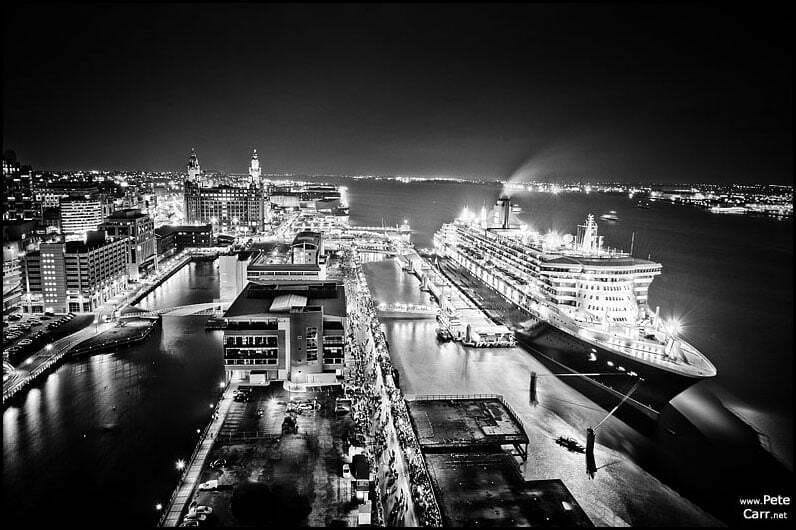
top-left (336, 178), bottom-right (794, 463)
top-left (3, 261), bottom-right (225, 526)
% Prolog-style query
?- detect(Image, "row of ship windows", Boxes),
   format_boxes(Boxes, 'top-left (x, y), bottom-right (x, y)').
top-left (585, 295), bottom-right (630, 302)
top-left (585, 304), bottom-right (630, 312)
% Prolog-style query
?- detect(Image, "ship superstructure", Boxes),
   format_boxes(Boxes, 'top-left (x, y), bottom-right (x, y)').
top-left (434, 198), bottom-right (716, 410)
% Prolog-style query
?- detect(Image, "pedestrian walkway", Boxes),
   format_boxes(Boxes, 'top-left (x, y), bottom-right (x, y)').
top-left (161, 383), bottom-right (237, 527)
top-left (3, 321), bottom-right (114, 404)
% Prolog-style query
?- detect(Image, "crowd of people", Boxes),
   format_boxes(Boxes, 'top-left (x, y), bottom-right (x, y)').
top-left (340, 251), bottom-right (443, 527)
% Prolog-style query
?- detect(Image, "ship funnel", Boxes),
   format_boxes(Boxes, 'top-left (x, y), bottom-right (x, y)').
top-left (496, 196), bottom-right (512, 229)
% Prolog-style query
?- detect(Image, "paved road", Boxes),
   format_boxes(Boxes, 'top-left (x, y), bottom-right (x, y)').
top-left (161, 383), bottom-right (237, 527)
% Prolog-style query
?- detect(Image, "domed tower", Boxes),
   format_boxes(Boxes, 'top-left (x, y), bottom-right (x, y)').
top-left (187, 148), bottom-right (201, 182)
top-left (249, 148), bottom-right (261, 186)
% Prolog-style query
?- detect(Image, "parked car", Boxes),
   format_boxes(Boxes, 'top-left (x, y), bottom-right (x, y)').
top-left (197, 479), bottom-right (218, 490)
top-left (209, 458), bottom-right (226, 470)
top-left (194, 506), bottom-right (213, 515)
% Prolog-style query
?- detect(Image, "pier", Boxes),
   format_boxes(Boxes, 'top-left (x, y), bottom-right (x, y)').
top-left (397, 248), bottom-right (515, 347)
top-left (376, 302), bottom-right (439, 319)
top-left (403, 394), bottom-right (594, 527)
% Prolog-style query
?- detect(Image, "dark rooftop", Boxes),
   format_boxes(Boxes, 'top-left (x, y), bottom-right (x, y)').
top-left (224, 281), bottom-right (346, 319)
top-left (103, 208), bottom-right (148, 220)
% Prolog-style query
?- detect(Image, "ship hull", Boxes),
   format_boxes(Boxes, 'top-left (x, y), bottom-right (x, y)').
top-left (514, 319), bottom-right (700, 416)
top-left (437, 258), bottom-right (705, 423)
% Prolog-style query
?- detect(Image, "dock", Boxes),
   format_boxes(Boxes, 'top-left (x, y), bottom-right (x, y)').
top-left (404, 394), bottom-right (593, 527)
top-left (398, 248), bottom-right (515, 347)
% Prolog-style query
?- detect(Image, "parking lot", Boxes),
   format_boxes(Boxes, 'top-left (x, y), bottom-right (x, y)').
top-left (179, 385), bottom-right (368, 527)
top-left (2, 311), bottom-right (92, 366)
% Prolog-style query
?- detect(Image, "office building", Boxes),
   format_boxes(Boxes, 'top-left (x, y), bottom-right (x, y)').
top-left (22, 231), bottom-right (129, 313)
top-left (222, 281), bottom-right (346, 386)
top-left (183, 149), bottom-right (269, 233)
top-left (60, 195), bottom-right (103, 240)
top-left (99, 209), bottom-right (156, 279)
top-left (154, 224), bottom-right (213, 256)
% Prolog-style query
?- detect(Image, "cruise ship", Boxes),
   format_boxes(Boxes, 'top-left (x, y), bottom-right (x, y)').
top-left (434, 197), bottom-right (717, 416)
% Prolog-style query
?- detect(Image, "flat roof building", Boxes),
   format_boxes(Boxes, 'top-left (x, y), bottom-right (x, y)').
top-left (60, 195), bottom-right (103, 240)
top-left (22, 231), bottom-right (129, 313)
top-left (222, 281), bottom-right (346, 387)
top-left (100, 209), bottom-right (156, 280)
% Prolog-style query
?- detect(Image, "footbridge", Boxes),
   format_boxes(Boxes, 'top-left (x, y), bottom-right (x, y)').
top-left (121, 302), bottom-right (229, 319)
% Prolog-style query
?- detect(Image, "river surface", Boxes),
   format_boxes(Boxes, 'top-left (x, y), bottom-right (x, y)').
top-left (3, 261), bottom-right (225, 526)
top-left (334, 177), bottom-right (793, 463)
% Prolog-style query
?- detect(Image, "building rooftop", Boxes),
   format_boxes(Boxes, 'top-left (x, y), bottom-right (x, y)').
top-left (224, 281), bottom-right (346, 319)
top-left (103, 208), bottom-right (148, 220)
top-left (155, 224), bottom-right (212, 236)
top-left (269, 294), bottom-right (308, 312)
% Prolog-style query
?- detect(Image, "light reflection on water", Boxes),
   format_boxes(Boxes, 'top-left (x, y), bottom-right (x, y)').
top-left (3, 260), bottom-right (224, 527)
top-left (364, 253), bottom-right (793, 523)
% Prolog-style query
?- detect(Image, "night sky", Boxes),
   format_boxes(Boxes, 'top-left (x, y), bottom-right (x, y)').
top-left (3, 4), bottom-right (792, 183)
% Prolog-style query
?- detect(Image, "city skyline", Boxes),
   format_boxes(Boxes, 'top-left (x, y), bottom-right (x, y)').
top-left (4, 4), bottom-right (792, 184)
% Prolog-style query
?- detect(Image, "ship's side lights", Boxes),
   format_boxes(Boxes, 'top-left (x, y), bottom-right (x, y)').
top-left (666, 318), bottom-right (682, 336)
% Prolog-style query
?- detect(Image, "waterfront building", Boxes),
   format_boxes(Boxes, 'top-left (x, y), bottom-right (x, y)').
top-left (22, 231), bottom-right (129, 313)
top-left (246, 237), bottom-right (327, 281)
top-left (155, 227), bottom-right (178, 259)
top-left (291, 211), bottom-right (349, 235)
top-left (155, 224), bottom-right (213, 254)
top-left (248, 148), bottom-right (261, 184)
top-left (218, 251), bottom-right (255, 303)
top-left (187, 147), bottom-right (201, 182)
top-left (221, 281), bottom-right (346, 385)
top-left (99, 209), bottom-right (157, 280)
top-left (269, 184), bottom-right (349, 219)
top-left (183, 149), bottom-right (268, 233)
top-left (59, 195), bottom-right (104, 240)
top-left (291, 231), bottom-right (324, 265)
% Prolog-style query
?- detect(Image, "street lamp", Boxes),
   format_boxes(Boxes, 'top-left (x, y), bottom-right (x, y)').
top-left (175, 459), bottom-right (186, 471)
top-left (155, 503), bottom-right (163, 511)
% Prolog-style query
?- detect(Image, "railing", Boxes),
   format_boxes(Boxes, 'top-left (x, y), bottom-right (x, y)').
top-left (216, 431), bottom-right (284, 443)
top-left (377, 303), bottom-right (439, 314)
top-left (2, 332), bottom-right (87, 404)
top-left (71, 322), bottom-right (158, 356)
top-left (158, 381), bottom-right (229, 527)
top-left (404, 393), bottom-right (533, 442)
